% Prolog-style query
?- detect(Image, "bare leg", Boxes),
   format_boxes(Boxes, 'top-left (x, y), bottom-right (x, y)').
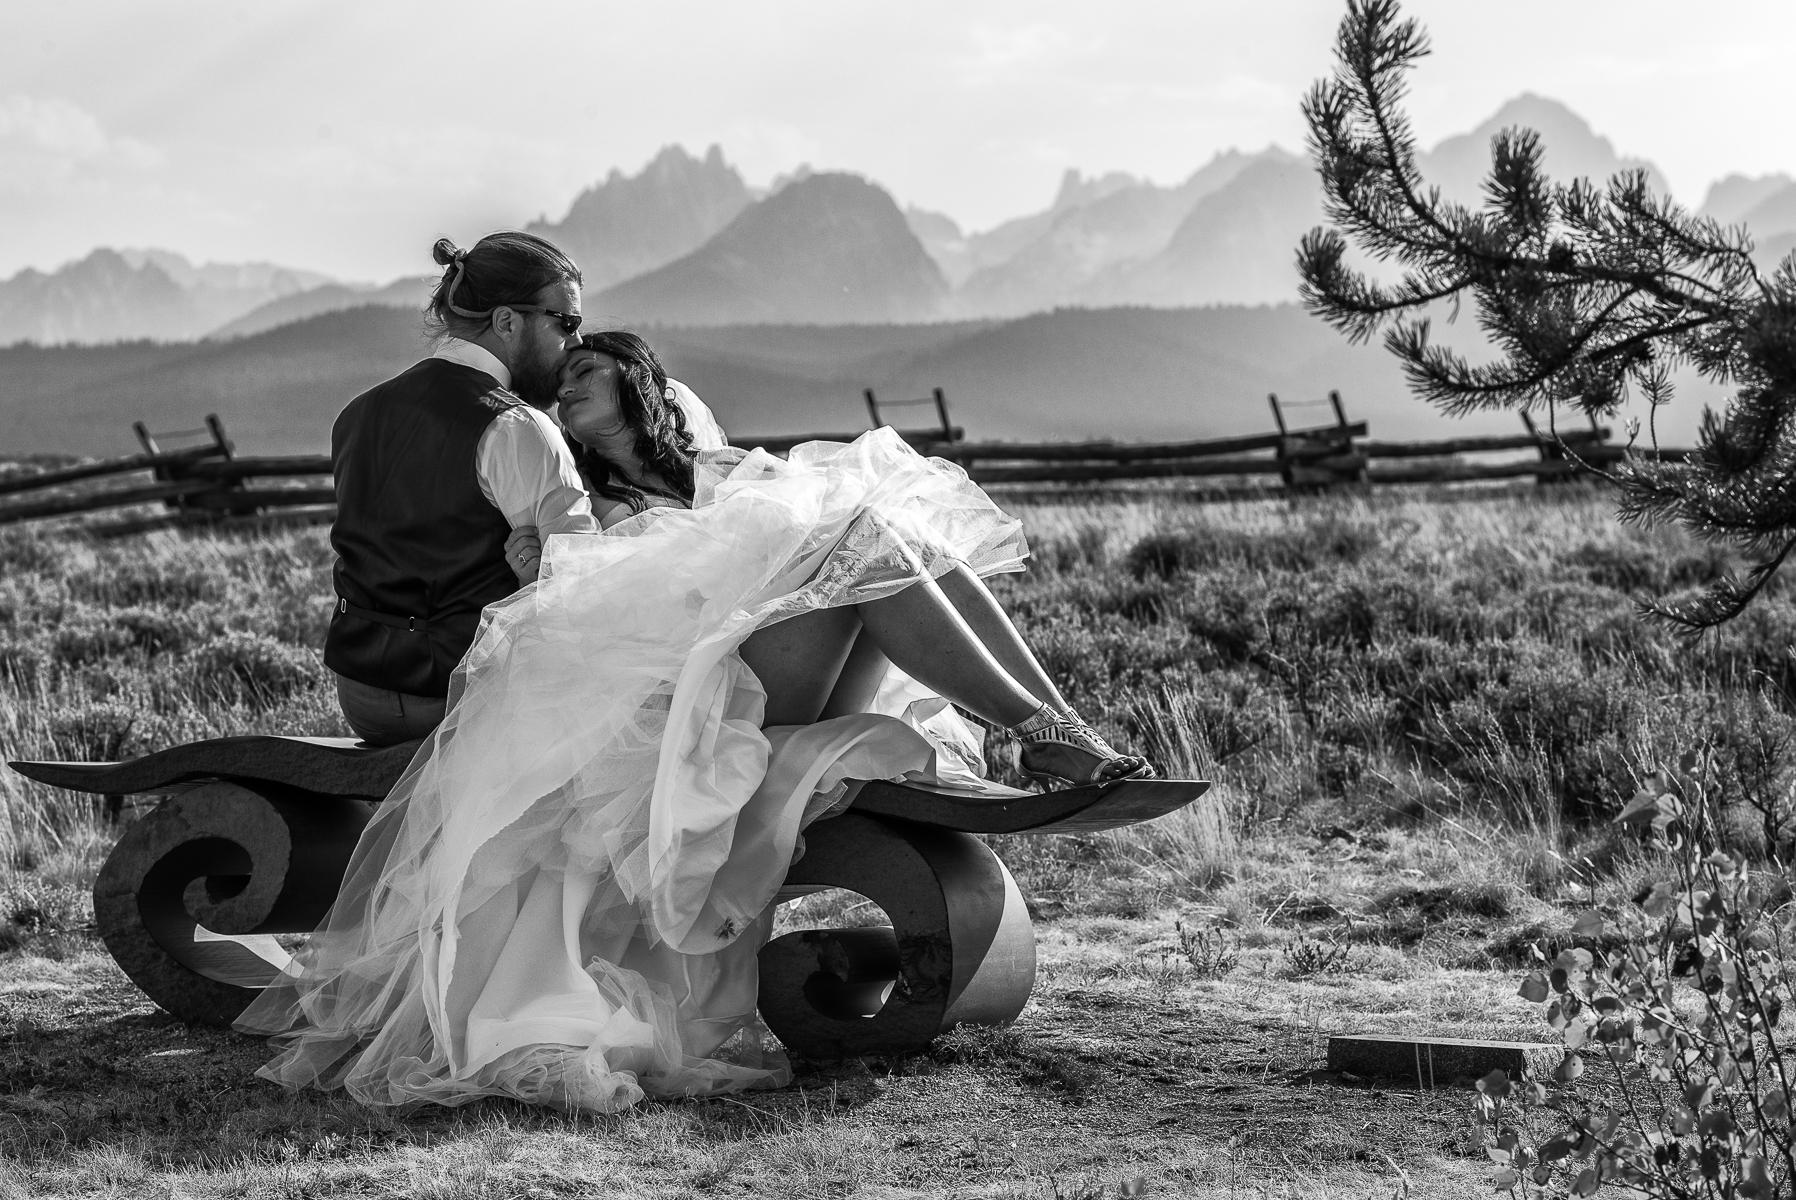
top-left (854, 571), bottom-right (1149, 786)
top-left (817, 629), bottom-right (890, 720)
top-left (851, 575), bottom-right (1042, 727)
top-left (739, 561), bottom-right (1150, 786)
top-left (934, 563), bottom-right (1069, 712)
top-left (741, 580), bottom-right (1040, 730)
top-left (820, 564), bottom-right (1064, 719)
top-left (739, 606), bottom-right (862, 726)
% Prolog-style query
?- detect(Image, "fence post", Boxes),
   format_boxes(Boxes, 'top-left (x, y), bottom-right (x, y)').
top-left (205, 414), bottom-right (235, 460)
top-left (133, 414), bottom-right (252, 518)
top-left (1522, 412), bottom-right (1567, 486)
top-left (863, 386), bottom-right (961, 447)
top-left (1274, 392), bottom-right (1366, 493)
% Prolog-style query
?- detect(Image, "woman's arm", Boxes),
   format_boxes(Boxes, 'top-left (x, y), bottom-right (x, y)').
top-left (593, 497), bottom-right (635, 530)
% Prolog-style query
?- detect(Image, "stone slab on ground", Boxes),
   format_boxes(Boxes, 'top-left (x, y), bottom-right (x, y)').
top-left (1328, 1034), bottom-right (1562, 1087)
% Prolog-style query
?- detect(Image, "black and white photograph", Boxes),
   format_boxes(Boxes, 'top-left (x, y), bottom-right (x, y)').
top-left (3, 2), bottom-right (1796, 1196)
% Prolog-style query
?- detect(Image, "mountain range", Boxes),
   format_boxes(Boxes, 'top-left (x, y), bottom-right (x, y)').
top-left (6, 94), bottom-right (1794, 347)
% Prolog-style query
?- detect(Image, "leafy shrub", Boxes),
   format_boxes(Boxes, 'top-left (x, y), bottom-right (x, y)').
top-left (0, 533), bottom-right (60, 575)
top-left (1088, 578), bottom-right (1178, 624)
top-left (1182, 574), bottom-right (1261, 664)
top-left (110, 606), bottom-right (186, 654)
top-left (1711, 716), bottom-right (1796, 860)
top-left (1270, 576), bottom-right (1381, 649)
top-left (185, 633), bottom-right (319, 706)
top-left (1399, 648), bottom-right (1639, 821)
top-left (1124, 530), bottom-right (1209, 579)
top-left (1566, 537), bottom-right (1737, 596)
top-left (1478, 755), bottom-right (1796, 1198)
top-left (1173, 921), bottom-right (1240, 979)
top-left (1029, 524), bottom-right (1111, 575)
top-left (1031, 617), bottom-right (1197, 699)
top-left (266, 591), bottom-right (336, 648)
top-left (1278, 935), bottom-right (1355, 977)
top-left (1566, 538), bottom-right (1675, 595)
top-left (1126, 517), bottom-right (1383, 577)
top-left (1379, 879), bottom-right (1516, 921)
top-left (0, 636), bottom-right (52, 689)
top-left (69, 558), bottom-right (224, 607)
top-left (1128, 670), bottom-right (1284, 770)
top-left (43, 700), bottom-right (142, 760)
top-left (0, 878), bottom-right (91, 955)
top-left (50, 620), bottom-right (135, 667)
top-left (1691, 596), bottom-right (1796, 698)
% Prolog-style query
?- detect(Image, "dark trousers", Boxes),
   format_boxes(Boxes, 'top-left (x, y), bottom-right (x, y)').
top-left (334, 672), bottom-right (446, 747)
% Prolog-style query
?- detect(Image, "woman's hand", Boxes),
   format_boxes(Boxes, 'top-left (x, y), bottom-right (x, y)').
top-left (505, 525), bottom-right (543, 585)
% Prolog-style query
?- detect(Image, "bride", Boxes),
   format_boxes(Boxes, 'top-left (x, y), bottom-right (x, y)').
top-left (235, 330), bottom-right (1152, 1112)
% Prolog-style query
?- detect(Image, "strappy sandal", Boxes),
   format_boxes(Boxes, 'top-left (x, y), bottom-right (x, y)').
top-left (1006, 703), bottom-right (1156, 790)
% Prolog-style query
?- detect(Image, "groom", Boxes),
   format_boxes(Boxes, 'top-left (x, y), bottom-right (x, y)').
top-left (324, 232), bottom-right (598, 747)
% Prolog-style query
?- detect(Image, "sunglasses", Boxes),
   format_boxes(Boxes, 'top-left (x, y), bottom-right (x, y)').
top-left (504, 304), bottom-right (583, 336)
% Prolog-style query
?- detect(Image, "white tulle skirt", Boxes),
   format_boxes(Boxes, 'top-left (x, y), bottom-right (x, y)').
top-left (235, 429), bottom-right (1030, 1112)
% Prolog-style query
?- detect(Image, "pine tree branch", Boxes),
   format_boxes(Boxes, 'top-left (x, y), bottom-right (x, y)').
top-left (1299, 0), bottom-right (1796, 623)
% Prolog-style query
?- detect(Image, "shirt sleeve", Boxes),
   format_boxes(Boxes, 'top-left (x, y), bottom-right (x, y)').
top-left (669, 379), bottom-right (729, 450)
top-left (475, 406), bottom-right (600, 535)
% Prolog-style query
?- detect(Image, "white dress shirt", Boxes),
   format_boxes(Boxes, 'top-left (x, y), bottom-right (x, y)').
top-left (431, 339), bottom-right (599, 536)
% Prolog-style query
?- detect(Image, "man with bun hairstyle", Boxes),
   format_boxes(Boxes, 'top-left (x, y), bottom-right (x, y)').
top-left (325, 232), bottom-right (594, 745)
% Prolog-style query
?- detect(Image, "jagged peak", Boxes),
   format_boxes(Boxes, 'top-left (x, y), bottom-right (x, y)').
top-left (766, 163), bottom-right (817, 195)
top-left (762, 170), bottom-right (886, 204)
top-left (1481, 91), bottom-right (1592, 132)
top-left (1700, 172), bottom-right (1796, 220)
top-left (646, 143), bottom-right (700, 167)
top-left (1709, 171), bottom-right (1796, 190)
top-left (117, 247), bottom-right (192, 272)
top-left (1433, 93), bottom-right (1665, 191)
top-left (906, 205), bottom-right (963, 240)
top-left (1050, 168), bottom-right (1142, 212)
top-left (1176, 146), bottom-right (1299, 186)
top-left (1455, 94), bottom-right (1638, 162)
top-left (642, 144), bottom-right (718, 181)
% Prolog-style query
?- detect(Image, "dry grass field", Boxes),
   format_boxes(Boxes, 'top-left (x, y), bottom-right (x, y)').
top-left (3, 483), bottom-right (1789, 1198)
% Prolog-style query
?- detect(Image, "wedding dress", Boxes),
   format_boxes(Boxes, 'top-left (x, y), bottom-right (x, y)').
top-left (235, 428), bottom-right (1030, 1112)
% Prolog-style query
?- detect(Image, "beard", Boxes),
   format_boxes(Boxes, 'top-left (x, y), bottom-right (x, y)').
top-left (510, 347), bottom-right (563, 409)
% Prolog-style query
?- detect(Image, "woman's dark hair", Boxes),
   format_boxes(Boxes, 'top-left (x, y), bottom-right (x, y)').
top-left (567, 330), bottom-right (698, 512)
top-left (425, 233), bottom-right (582, 339)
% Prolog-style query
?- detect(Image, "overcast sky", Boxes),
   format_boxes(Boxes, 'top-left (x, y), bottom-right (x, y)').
top-left (3, 0), bottom-right (1792, 283)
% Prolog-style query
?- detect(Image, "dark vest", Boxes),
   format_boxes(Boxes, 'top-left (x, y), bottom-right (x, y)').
top-left (323, 358), bottom-right (523, 698)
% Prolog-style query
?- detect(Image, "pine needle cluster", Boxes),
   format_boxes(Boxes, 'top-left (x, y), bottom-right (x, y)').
top-left (1298, 0), bottom-right (1796, 627)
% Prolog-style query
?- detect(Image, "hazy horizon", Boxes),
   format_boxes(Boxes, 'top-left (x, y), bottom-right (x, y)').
top-left (4, 0), bottom-right (1794, 283)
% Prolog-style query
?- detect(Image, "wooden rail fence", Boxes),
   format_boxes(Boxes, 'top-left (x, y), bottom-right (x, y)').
top-left (0, 390), bottom-right (1689, 533)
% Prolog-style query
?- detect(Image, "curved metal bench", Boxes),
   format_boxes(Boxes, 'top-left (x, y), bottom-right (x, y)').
top-left (12, 737), bottom-right (1209, 1058)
